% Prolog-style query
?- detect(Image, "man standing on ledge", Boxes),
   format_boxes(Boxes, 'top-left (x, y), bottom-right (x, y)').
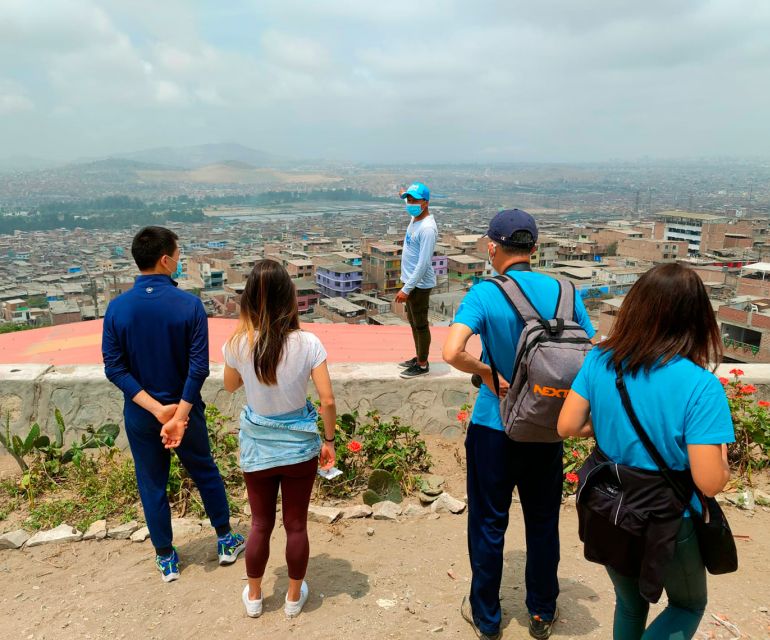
top-left (102, 226), bottom-right (245, 583)
top-left (397, 182), bottom-right (438, 379)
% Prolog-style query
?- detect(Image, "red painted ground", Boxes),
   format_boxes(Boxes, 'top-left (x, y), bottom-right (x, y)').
top-left (0, 320), bottom-right (479, 366)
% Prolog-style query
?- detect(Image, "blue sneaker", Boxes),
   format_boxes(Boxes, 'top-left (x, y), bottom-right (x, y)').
top-left (217, 531), bottom-right (246, 566)
top-left (156, 548), bottom-right (180, 583)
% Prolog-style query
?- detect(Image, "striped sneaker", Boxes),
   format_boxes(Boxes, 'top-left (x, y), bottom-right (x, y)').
top-left (217, 531), bottom-right (246, 566)
top-left (156, 548), bottom-right (180, 583)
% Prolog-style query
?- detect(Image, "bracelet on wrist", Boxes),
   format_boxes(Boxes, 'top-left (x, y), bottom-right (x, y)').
top-left (324, 436), bottom-right (335, 443)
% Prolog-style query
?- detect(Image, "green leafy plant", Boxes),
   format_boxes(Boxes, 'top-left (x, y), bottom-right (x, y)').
top-left (0, 410), bottom-right (121, 505)
top-left (166, 406), bottom-right (245, 518)
top-left (317, 409), bottom-right (432, 499)
top-left (721, 369), bottom-right (770, 481)
top-left (562, 437), bottom-right (593, 496)
top-left (362, 469), bottom-right (403, 505)
top-left (0, 415), bottom-right (49, 472)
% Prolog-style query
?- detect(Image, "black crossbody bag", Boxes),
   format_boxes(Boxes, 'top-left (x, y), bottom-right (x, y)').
top-left (615, 364), bottom-right (738, 575)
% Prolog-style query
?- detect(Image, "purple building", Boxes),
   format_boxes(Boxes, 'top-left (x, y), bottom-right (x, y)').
top-left (316, 263), bottom-right (363, 298)
top-left (432, 255), bottom-right (448, 277)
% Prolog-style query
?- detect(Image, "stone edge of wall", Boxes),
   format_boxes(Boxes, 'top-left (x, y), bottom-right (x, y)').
top-left (0, 363), bottom-right (478, 446)
top-left (2, 362), bottom-right (770, 449)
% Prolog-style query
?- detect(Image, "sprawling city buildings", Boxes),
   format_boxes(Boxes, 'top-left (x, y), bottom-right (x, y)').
top-left (2, 158), bottom-right (770, 361)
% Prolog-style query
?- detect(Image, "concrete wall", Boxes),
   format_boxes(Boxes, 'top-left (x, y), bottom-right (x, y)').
top-left (0, 363), bottom-right (478, 448)
top-left (3, 362), bottom-right (770, 453)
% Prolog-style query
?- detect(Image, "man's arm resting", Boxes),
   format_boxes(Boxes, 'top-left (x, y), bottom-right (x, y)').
top-left (442, 322), bottom-right (509, 396)
top-left (132, 390), bottom-right (178, 424)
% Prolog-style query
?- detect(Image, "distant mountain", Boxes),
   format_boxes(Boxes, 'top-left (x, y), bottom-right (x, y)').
top-left (108, 143), bottom-right (287, 169)
top-left (66, 158), bottom-right (176, 173)
top-left (0, 155), bottom-right (60, 173)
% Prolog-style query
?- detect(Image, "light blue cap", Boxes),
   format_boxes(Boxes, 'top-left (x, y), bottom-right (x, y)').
top-left (400, 182), bottom-right (430, 201)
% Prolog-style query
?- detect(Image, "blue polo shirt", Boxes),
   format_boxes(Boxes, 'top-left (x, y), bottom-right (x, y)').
top-left (102, 274), bottom-right (210, 419)
top-left (453, 268), bottom-right (595, 431)
top-left (571, 348), bottom-right (734, 471)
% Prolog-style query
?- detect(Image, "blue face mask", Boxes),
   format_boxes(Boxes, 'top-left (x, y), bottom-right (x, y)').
top-left (167, 256), bottom-right (183, 280)
top-left (406, 203), bottom-right (423, 217)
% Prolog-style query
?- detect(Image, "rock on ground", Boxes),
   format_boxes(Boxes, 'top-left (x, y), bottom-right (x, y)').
top-left (0, 529), bottom-right (30, 550)
top-left (307, 505), bottom-right (342, 524)
top-left (130, 526), bottom-right (150, 543)
top-left (725, 490), bottom-right (755, 511)
top-left (402, 503), bottom-right (427, 518)
top-left (418, 491), bottom-right (441, 504)
top-left (341, 505), bottom-right (373, 520)
top-left (107, 520), bottom-right (140, 540)
top-left (83, 519), bottom-right (107, 541)
top-left (171, 518), bottom-right (203, 537)
top-left (372, 501), bottom-right (402, 520)
top-left (26, 524), bottom-right (83, 547)
top-left (419, 475), bottom-right (445, 497)
top-left (753, 489), bottom-right (770, 507)
top-left (430, 493), bottom-right (466, 515)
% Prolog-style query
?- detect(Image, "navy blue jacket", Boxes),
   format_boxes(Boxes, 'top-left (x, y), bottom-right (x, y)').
top-left (102, 274), bottom-right (210, 414)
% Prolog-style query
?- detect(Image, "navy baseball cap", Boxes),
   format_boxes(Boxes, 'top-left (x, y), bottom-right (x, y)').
top-left (400, 182), bottom-right (430, 201)
top-left (484, 208), bottom-right (538, 246)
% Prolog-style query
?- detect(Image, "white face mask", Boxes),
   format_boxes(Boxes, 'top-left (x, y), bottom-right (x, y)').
top-left (487, 246), bottom-right (499, 277)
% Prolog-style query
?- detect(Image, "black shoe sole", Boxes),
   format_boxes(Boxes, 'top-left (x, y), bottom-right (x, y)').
top-left (399, 369), bottom-right (429, 379)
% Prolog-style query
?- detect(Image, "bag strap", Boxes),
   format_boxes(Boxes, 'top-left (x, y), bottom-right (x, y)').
top-left (487, 275), bottom-right (544, 322)
top-left (483, 274), bottom-right (538, 398)
top-left (614, 363), bottom-right (692, 506)
top-left (555, 279), bottom-right (576, 322)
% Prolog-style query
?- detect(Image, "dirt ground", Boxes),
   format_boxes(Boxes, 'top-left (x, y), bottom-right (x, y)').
top-left (1, 437), bottom-right (769, 640)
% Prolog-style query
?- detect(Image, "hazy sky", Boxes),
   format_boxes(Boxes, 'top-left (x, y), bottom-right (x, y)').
top-left (1, 0), bottom-right (769, 164)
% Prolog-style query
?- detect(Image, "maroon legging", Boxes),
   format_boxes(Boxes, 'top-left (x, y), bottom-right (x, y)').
top-left (243, 457), bottom-right (318, 580)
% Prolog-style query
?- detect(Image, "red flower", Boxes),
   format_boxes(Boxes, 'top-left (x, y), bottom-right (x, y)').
top-left (739, 384), bottom-right (757, 395)
top-left (718, 377), bottom-right (729, 385)
top-left (571, 450), bottom-right (580, 458)
top-left (730, 368), bottom-right (744, 376)
top-left (346, 440), bottom-right (362, 453)
top-left (457, 410), bottom-right (469, 422)
top-left (565, 472), bottom-right (579, 484)
top-left (758, 401), bottom-right (770, 408)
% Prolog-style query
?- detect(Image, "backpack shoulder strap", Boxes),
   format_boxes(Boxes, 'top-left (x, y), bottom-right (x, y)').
top-left (486, 274), bottom-right (544, 322)
top-left (555, 279), bottom-right (576, 321)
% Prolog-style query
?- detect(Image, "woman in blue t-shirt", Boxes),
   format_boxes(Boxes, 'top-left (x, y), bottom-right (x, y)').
top-left (558, 263), bottom-right (734, 640)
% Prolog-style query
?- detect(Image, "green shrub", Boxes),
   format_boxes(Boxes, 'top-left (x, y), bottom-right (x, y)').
top-left (318, 410), bottom-right (431, 499)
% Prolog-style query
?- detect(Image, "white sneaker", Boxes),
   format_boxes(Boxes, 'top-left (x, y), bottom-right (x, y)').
top-left (284, 581), bottom-right (309, 618)
top-left (242, 584), bottom-right (263, 618)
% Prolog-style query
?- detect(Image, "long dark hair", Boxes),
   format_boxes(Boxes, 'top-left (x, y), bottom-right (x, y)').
top-left (601, 263), bottom-right (722, 374)
top-left (228, 259), bottom-right (300, 385)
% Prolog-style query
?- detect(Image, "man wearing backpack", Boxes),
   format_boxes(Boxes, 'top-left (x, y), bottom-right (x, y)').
top-left (443, 209), bottom-right (595, 640)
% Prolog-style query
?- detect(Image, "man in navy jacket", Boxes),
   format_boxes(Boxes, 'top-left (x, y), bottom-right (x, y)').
top-left (102, 226), bottom-right (244, 582)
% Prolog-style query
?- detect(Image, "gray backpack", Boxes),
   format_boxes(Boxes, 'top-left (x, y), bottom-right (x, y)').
top-left (486, 275), bottom-right (592, 443)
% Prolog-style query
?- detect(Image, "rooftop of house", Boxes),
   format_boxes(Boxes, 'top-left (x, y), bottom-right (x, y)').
top-left (0, 319), bottom-right (481, 366)
top-left (317, 263), bottom-right (363, 275)
top-left (656, 211), bottom-right (728, 222)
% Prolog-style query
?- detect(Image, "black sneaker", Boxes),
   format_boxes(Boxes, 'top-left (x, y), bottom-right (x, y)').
top-left (461, 596), bottom-right (501, 640)
top-left (398, 357), bottom-right (418, 368)
top-left (399, 363), bottom-right (429, 379)
top-left (529, 608), bottom-right (559, 639)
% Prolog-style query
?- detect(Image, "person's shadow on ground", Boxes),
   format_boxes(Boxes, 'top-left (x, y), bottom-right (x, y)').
top-left (500, 549), bottom-right (601, 637)
top-left (264, 552), bottom-right (370, 614)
